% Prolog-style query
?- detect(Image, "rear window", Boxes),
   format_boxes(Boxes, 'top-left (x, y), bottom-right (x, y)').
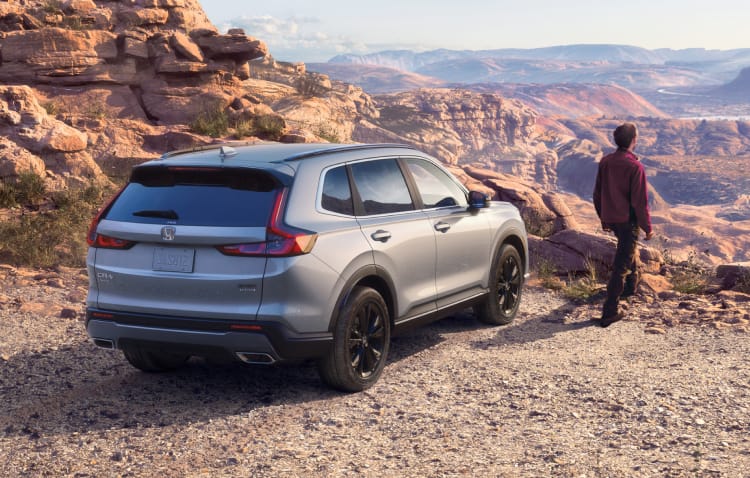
top-left (105, 166), bottom-right (279, 227)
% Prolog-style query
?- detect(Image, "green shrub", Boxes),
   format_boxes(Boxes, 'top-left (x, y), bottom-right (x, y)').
top-left (0, 171), bottom-right (47, 208)
top-left (233, 119), bottom-right (254, 139)
top-left (562, 259), bottom-right (602, 300)
top-left (15, 171), bottom-right (47, 205)
top-left (316, 123), bottom-right (341, 143)
top-left (42, 0), bottom-right (62, 13)
top-left (190, 104), bottom-right (230, 138)
top-left (294, 75), bottom-right (329, 98)
top-left (668, 250), bottom-right (710, 294)
top-left (253, 114), bottom-right (285, 140)
top-left (42, 101), bottom-right (60, 116)
top-left (562, 275), bottom-right (603, 301)
top-left (670, 268), bottom-right (709, 294)
top-left (0, 181), bottom-right (16, 208)
top-left (535, 259), bottom-right (564, 291)
top-left (0, 184), bottom-right (107, 268)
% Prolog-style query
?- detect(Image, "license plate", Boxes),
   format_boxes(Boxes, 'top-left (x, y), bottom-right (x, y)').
top-left (152, 247), bottom-right (195, 273)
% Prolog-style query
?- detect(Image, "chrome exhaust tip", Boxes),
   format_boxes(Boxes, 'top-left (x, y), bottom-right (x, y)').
top-left (236, 352), bottom-right (276, 365)
top-left (92, 338), bottom-right (115, 349)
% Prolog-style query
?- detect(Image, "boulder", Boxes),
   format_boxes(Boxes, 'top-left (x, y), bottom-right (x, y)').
top-left (0, 28), bottom-right (118, 83)
top-left (0, 139), bottom-right (46, 178)
top-left (170, 31), bottom-right (203, 62)
top-left (193, 32), bottom-right (268, 61)
top-left (716, 262), bottom-right (750, 290)
top-left (62, 0), bottom-right (97, 14)
top-left (116, 8), bottom-right (169, 27)
top-left (136, 0), bottom-right (186, 7)
top-left (531, 229), bottom-right (663, 278)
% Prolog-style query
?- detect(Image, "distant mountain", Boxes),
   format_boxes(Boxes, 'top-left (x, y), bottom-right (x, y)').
top-left (307, 63), bottom-right (446, 93)
top-left (468, 83), bottom-right (667, 119)
top-left (330, 44), bottom-right (670, 69)
top-left (713, 67), bottom-right (750, 99)
top-left (329, 45), bottom-right (750, 88)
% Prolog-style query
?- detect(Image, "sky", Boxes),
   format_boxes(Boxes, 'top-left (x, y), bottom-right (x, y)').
top-left (202, 1), bottom-right (750, 63)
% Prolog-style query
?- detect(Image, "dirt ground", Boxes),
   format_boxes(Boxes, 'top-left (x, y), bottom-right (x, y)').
top-left (1, 267), bottom-right (749, 477)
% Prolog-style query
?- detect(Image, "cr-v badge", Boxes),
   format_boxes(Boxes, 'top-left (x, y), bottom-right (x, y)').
top-left (161, 226), bottom-right (176, 241)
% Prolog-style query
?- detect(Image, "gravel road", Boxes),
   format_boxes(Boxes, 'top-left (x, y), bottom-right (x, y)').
top-left (1, 267), bottom-right (749, 477)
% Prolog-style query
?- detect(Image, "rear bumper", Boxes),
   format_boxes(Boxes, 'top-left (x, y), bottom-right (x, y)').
top-left (85, 308), bottom-right (332, 362)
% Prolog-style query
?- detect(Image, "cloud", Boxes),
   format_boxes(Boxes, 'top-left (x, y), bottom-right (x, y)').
top-left (218, 15), bottom-right (372, 63)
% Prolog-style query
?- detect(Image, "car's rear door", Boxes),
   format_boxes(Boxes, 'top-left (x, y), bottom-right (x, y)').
top-left (349, 158), bottom-right (438, 320)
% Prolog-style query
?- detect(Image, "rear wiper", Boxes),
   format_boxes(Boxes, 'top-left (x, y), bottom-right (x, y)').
top-left (132, 209), bottom-right (179, 220)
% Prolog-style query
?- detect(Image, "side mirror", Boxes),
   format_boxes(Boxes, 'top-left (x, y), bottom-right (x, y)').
top-left (468, 190), bottom-right (489, 209)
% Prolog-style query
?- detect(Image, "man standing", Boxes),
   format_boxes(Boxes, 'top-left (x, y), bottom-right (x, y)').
top-left (593, 122), bottom-right (654, 327)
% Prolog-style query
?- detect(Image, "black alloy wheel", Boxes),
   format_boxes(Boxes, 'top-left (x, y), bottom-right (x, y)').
top-left (318, 286), bottom-right (391, 392)
top-left (474, 244), bottom-right (523, 325)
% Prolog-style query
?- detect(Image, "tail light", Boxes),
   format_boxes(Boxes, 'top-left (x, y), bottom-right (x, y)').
top-left (87, 186), bottom-right (133, 249)
top-left (217, 188), bottom-right (317, 257)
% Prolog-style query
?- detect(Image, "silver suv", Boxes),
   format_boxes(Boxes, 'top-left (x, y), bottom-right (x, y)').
top-left (86, 143), bottom-right (528, 391)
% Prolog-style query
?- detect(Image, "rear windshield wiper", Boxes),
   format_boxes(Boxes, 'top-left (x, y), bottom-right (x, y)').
top-left (132, 209), bottom-right (179, 220)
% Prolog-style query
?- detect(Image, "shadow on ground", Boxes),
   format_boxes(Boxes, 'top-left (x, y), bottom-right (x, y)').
top-left (0, 314), bottom-right (490, 439)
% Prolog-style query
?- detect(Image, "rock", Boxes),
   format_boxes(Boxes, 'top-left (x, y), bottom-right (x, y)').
top-left (116, 8), bottom-right (169, 27)
top-left (0, 139), bottom-right (46, 178)
top-left (716, 262), bottom-right (750, 290)
top-left (136, 0), bottom-right (186, 7)
top-left (0, 29), bottom-right (118, 82)
top-left (193, 32), bottom-right (268, 61)
top-left (60, 308), bottom-right (78, 319)
top-left (280, 129), bottom-right (318, 143)
top-left (640, 273), bottom-right (673, 295)
top-left (121, 36), bottom-right (149, 59)
top-left (170, 31), bottom-right (204, 62)
top-left (531, 229), bottom-right (663, 278)
top-left (46, 278), bottom-right (65, 288)
top-left (63, 0), bottom-right (97, 14)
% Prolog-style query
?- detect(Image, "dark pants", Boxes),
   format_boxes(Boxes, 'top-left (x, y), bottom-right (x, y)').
top-left (602, 222), bottom-right (640, 318)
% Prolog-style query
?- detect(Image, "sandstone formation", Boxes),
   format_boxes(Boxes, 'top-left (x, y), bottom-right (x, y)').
top-left (0, 0), bottom-right (270, 188)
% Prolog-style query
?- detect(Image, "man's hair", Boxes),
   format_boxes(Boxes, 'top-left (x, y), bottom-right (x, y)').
top-left (613, 122), bottom-right (637, 149)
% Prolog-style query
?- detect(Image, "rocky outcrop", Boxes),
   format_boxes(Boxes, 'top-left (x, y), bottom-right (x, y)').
top-left (529, 229), bottom-right (663, 278)
top-left (0, 1), bottom-right (267, 125)
top-left (350, 88), bottom-right (561, 187)
top-left (0, 85), bottom-right (105, 187)
top-left (461, 164), bottom-right (578, 237)
top-left (0, 0), bottom-right (274, 187)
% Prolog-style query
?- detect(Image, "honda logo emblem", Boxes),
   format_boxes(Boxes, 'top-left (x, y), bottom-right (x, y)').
top-left (161, 226), bottom-right (176, 241)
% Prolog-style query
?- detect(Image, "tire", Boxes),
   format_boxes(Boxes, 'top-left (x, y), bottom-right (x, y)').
top-left (474, 244), bottom-right (523, 325)
top-left (122, 346), bottom-right (189, 372)
top-left (318, 286), bottom-right (391, 392)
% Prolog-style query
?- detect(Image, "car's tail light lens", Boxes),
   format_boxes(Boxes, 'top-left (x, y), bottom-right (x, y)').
top-left (87, 186), bottom-right (130, 248)
top-left (90, 234), bottom-right (136, 249)
top-left (217, 188), bottom-right (317, 257)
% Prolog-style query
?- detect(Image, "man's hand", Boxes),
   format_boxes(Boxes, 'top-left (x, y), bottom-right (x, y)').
top-left (644, 231), bottom-right (655, 241)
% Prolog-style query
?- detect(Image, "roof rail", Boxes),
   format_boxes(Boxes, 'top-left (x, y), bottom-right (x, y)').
top-left (283, 143), bottom-right (415, 162)
top-left (159, 141), bottom-right (262, 160)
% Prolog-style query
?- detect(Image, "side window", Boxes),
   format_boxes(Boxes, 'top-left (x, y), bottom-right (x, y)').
top-left (350, 158), bottom-right (414, 215)
top-left (321, 166), bottom-right (354, 215)
top-left (405, 158), bottom-right (468, 209)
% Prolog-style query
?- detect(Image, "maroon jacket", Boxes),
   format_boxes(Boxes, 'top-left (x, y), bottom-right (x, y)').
top-left (593, 149), bottom-right (652, 234)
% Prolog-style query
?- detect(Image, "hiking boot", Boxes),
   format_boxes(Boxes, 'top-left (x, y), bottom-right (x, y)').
top-left (600, 312), bottom-right (625, 328)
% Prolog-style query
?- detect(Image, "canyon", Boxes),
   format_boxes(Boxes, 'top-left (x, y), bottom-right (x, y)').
top-left (1, 0), bottom-right (749, 272)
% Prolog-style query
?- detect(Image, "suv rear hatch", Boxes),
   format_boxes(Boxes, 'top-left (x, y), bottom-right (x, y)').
top-left (88, 165), bottom-right (280, 321)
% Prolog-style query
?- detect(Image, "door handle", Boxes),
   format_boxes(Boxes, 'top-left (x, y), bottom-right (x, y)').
top-left (434, 222), bottom-right (451, 233)
top-left (371, 230), bottom-right (392, 242)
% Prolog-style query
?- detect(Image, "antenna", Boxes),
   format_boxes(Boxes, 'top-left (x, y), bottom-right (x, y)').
top-left (219, 146), bottom-right (237, 161)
